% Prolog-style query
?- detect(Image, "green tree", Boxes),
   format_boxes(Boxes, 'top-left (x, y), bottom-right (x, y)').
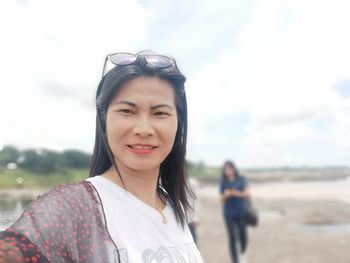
top-left (0, 145), bottom-right (20, 167)
top-left (20, 149), bottom-right (63, 173)
top-left (61, 150), bottom-right (91, 169)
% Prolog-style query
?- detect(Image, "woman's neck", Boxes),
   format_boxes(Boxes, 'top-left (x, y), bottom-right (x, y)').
top-left (103, 162), bottom-right (164, 208)
top-left (227, 173), bottom-right (236, 181)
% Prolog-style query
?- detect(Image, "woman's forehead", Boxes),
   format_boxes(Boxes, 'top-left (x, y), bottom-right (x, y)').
top-left (111, 76), bottom-right (176, 105)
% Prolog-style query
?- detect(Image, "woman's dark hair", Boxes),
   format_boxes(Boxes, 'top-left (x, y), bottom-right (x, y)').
top-left (89, 52), bottom-right (192, 227)
top-left (221, 160), bottom-right (240, 182)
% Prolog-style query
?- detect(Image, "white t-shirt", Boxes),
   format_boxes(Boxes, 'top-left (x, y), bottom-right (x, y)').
top-left (86, 176), bottom-right (203, 262)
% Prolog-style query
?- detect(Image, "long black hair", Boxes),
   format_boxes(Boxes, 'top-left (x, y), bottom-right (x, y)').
top-left (89, 52), bottom-right (192, 227)
top-left (221, 160), bottom-right (241, 182)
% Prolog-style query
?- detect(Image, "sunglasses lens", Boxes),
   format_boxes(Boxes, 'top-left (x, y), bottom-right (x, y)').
top-left (109, 53), bottom-right (136, 66)
top-left (145, 55), bottom-right (173, 68)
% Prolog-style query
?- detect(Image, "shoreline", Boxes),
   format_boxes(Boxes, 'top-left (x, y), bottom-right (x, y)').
top-left (199, 177), bottom-right (350, 204)
top-left (0, 188), bottom-right (48, 200)
top-left (200, 172), bottom-right (350, 185)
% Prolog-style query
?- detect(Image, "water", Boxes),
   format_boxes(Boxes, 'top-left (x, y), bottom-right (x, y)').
top-left (0, 199), bottom-right (26, 230)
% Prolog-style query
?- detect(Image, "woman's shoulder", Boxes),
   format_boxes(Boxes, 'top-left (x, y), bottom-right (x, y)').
top-left (237, 174), bottom-right (249, 186)
top-left (14, 180), bottom-right (99, 223)
top-left (8, 179), bottom-right (104, 240)
top-left (32, 180), bottom-right (95, 205)
top-left (48, 179), bottom-right (92, 193)
top-left (4, 180), bottom-right (111, 262)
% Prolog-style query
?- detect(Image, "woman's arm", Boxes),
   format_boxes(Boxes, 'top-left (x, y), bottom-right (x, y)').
top-left (0, 231), bottom-right (49, 263)
top-left (221, 187), bottom-right (251, 201)
top-left (0, 237), bottom-right (23, 263)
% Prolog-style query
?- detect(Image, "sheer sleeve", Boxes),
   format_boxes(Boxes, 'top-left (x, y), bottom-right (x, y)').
top-left (0, 230), bottom-right (49, 263)
top-left (0, 181), bottom-right (118, 263)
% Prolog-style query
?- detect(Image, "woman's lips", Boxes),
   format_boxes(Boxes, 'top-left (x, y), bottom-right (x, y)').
top-left (128, 144), bottom-right (158, 155)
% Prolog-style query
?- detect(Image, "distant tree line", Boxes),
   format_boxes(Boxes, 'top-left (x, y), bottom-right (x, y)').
top-left (0, 145), bottom-right (91, 174)
top-left (186, 160), bottom-right (206, 171)
top-left (0, 145), bottom-right (217, 176)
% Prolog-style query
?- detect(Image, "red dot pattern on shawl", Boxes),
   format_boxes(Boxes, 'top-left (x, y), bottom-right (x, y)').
top-left (0, 231), bottom-right (47, 263)
top-left (0, 181), bottom-right (117, 263)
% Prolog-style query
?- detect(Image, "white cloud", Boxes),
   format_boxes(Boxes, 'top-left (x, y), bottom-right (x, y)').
top-left (186, 0), bottom-right (350, 166)
top-left (0, 0), bottom-right (349, 167)
top-left (0, 0), bottom-right (149, 152)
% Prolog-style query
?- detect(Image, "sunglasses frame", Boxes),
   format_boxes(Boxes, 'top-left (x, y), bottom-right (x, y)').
top-left (101, 52), bottom-right (176, 77)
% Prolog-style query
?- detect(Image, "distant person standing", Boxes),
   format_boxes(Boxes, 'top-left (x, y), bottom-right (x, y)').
top-left (220, 160), bottom-right (250, 263)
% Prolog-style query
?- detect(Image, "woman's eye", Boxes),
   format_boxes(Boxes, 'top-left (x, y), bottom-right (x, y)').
top-left (118, 109), bottom-right (134, 114)
top-left (154, 112), bottom-right (170, 116)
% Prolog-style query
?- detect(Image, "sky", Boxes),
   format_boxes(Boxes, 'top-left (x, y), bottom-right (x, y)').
top-left (0, 0), bottom-right (349, 167)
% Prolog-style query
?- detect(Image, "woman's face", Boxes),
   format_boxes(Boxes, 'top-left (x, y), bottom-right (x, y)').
top-left (106, 76), bottom-right (178, 171)
top-left (224, 165), bottom-right (235, 178)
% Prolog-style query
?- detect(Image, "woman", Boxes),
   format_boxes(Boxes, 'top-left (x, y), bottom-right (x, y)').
top-left (220, 160), bottom-right (250, 263)
top-left (0, 51), bottom-right (203, 262)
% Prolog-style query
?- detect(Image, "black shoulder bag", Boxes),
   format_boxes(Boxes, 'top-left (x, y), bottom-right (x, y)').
top-left (245, 198), bottom-right (259, 227)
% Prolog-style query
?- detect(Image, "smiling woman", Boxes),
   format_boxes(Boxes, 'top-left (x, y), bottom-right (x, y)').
top-left (0, 51), bottom-right (203, 262)
top-left (105, 76), bottom-right (178, 172)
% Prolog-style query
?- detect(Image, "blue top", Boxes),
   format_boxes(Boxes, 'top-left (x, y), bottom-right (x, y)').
top-left (220, 175), bottom-right (248, 218)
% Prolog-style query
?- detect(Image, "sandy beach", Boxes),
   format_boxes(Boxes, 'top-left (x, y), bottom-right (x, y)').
top-left (197, 181), bottom-right (350, 263)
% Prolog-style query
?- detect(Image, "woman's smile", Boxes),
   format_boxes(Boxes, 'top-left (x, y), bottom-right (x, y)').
top-left (127, 144), bottom-right (158, 155)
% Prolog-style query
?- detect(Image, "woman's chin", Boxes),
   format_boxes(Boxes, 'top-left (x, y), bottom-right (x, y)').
top-left (123, 160), bottom-right (160, 173)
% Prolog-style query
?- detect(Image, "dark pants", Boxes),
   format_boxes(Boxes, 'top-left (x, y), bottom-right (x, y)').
top-left (224, 215), bottom-right (248, 263)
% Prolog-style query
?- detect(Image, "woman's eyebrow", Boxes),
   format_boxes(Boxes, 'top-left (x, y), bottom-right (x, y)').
top-left (112, 100), bottom-right (136, 107)
top-left (150, 104), bottom-right (174, 110)
top-left (112, 100), bottom-right (174, 110)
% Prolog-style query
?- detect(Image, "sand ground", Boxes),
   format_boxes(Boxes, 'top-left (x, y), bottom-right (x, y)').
top-left (197, 185), bottom-right (350, 263)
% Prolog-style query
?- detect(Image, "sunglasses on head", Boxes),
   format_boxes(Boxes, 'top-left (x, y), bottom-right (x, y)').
top-left (102, 52), bottom-right (176, 77)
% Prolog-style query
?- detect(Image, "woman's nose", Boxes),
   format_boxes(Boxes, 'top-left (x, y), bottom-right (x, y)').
top-left (133, 117), bottom-right (155, 137)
